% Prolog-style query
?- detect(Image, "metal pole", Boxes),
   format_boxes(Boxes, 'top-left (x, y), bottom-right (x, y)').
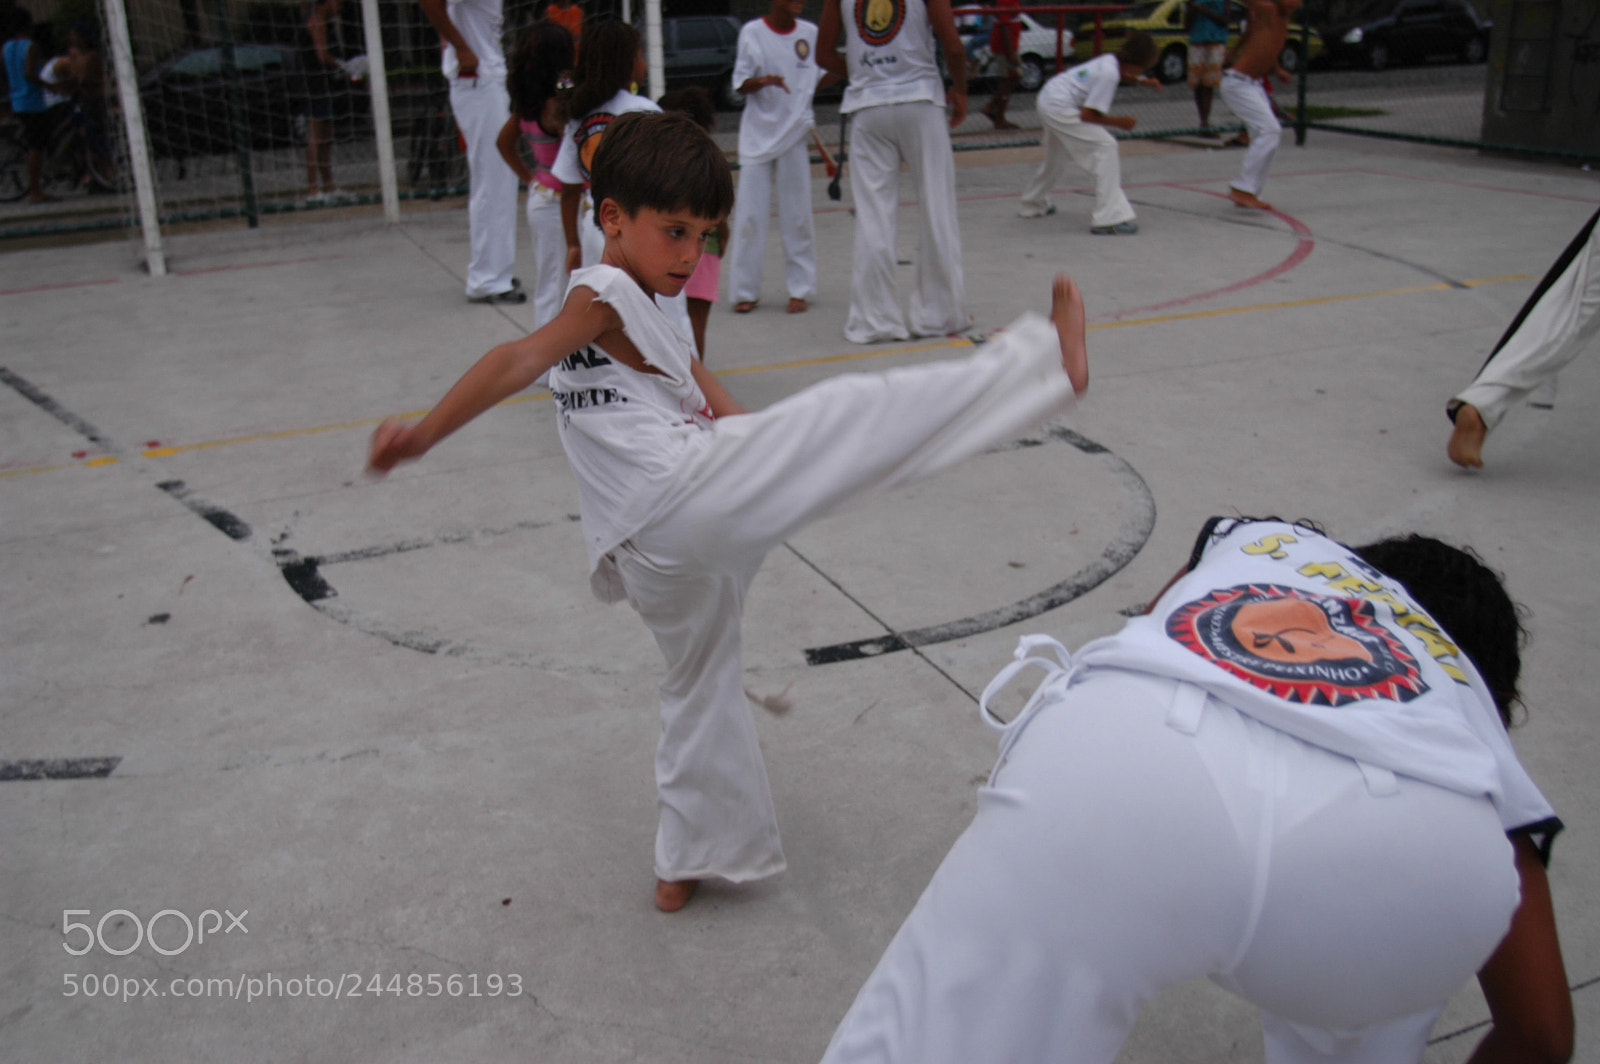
top-left (359, 0), bottom-right (400, 222)
top-left (645, 0), bottom-right (665, 102)
top-left (1294, 2), bottom-right (1309, 146)
top-left (214, 0), bottom-right (260, 227)
top-left (102, 0), bottom-right (166, 275)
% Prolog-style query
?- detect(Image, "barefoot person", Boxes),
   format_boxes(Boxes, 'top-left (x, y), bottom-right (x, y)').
top-left (1448, 205), bottom-right (1600, 468)
top-left (822, 518), bottom-right (1572, 1064)
top-left (368, 112), bottom-right (1092, 914)
top-left (1218, 0), bottom-right (1297, 211)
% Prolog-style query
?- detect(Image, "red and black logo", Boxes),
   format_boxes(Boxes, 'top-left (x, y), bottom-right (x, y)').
top-left (1166, 584), bottom-right (1428, 707)
top-left (854, 0), bottom-right (906, 48)
top-left (574, 111), bottom-right (616, 183)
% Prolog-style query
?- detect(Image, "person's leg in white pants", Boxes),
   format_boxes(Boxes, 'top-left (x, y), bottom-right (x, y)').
top-left (821, 668), bottom-right (1518, 1064)
top-left (616, 317), bottom-right (1078, 887)
top-left (728, 155), bottom-right (776, 306)
top-left (900, 102), bottom-right (967, 338)
top-left (1450, 207), bottom-right (1600, 455)
top-left (450, 77), bottom-right (518, 299)
top-left (1053, 115), bottom-right (1136, 229)
top-left (1218, 72), bottom-right (1280, 199)
top-left (773, 137), bottom-right (818, 303)
top-left (1018, 115), bottom-right (1072, 216)
top-left (525, 186), bottom-right (568, 329)
top-left (845, 105), bottom-right (912, 343)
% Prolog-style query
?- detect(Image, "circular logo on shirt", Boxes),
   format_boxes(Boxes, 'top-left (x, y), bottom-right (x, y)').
top-left (1166, 584), bottom-right (1428, 707)
top-left (574, 111), bottom-right (616, 183)
top-left (796, 37), bottom-right (811, 60)
top-left (855, 0), bottom-right (906, 48)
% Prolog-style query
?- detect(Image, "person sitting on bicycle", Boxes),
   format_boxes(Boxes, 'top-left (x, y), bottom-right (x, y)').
top-left (5, 8), bottom-right (56, 202)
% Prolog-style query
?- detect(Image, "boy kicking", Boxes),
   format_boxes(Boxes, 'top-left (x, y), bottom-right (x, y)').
top-left (1018, 31), bottom-right (1160, 235)
top-left (368, 112), bottom-right (1091, 913)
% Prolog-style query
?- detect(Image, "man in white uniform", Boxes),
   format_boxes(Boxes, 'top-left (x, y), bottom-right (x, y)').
top-left (822, 518), bottom-right (1573, 1064)
top-left (728, 0), bottom-right (828, 315)
top-left (1448, 205), bottom-right (1600, 468)
top-left (419, 0), bottom-right (522, 303)
top-left (817, 0), bottom-right (970, 344)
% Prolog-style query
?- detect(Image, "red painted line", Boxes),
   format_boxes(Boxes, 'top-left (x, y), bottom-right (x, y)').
top-left (173, 253), bottom-right (345, 276)
top-left (0, 277), bottom-right (120, 297)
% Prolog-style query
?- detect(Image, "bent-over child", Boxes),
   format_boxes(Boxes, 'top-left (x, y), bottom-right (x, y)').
top-left (1017, 31), bottom-right (1161, 235)
top-left (368, 112), bottom-right (1091, 914)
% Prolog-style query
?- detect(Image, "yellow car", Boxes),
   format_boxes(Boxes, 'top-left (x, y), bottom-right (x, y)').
top-left (1071, 0), bottom-right (1324, 84)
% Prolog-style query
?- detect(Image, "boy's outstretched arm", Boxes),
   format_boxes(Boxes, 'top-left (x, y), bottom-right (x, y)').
top-left (690, 357), bottom-right (747, 418)
top-left (368, 291), bottom-right (618, 473)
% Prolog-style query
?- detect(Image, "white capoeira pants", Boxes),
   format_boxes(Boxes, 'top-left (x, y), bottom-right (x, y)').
top-left (1452, 206), bottom-right (1600, 431)
top-left (450, 76), bottom-right (519, 299)
top-left (845, 101), bottom-right (968, 344)
top-left (608, 315), bottom-right (1076, 884)
top-left (728, 137), bottom-right (818, 304)
top-left (524, 185), bottom-right (567, 329)
top-left (822, 660), bottom-right (1520, 1064)
top-left (1018, 109), bottom-right (1136, 229)
top-left (1218, 70), bottom-right (1280, 197)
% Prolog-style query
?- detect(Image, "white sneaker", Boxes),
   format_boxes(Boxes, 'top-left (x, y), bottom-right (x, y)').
top-left (1017, 203), bottom-right (1057, 219)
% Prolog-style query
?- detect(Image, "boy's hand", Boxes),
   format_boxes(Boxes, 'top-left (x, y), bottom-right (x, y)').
top-left (1119, 115), bottom-right (1137, 132)
top-left (455, 45), bottom-right (479, 78)
top-left (367, 417), bottom-right (427, 474)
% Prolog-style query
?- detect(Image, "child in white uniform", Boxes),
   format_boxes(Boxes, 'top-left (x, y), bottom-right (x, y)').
top-left (1018, 32), bottom-right (1160, 234)
top-left (822, 518), bottom-right (1572, 1064)
top-left (728, 0), bottom-right (827, 315)
top-left (369, 112), bottom-right (1092, 913)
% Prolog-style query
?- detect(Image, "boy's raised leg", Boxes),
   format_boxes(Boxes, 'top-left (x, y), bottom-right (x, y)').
top-left (1448, 403), bottom-right (1487, 468)
top-left (1053, 275), bottom-right (1089, 395)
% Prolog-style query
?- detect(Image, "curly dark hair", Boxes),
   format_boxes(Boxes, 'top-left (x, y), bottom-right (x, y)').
top-left (1351, 534), bottom-right (1526, 726)
top-left (508, 20), bottom-right (575, 124)
top-left (568, 19), bottom-right (641, 119)
top-left (588, 111), bottom-right (734, 224)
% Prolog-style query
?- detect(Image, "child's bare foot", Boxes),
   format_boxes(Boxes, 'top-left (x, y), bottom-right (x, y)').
top-left (734, 300), bottom-right (758, 314)
top-left (654, 878), bottom-right (699, 912)
top-left (1228, 188), bottom-right (1273, 211)
top-left (1051, 274), bottom-right (1088, 395)
top-left (787, 297), bottom-right (808, 313)
top-left (1448, 403), bottom-right (1487, 468)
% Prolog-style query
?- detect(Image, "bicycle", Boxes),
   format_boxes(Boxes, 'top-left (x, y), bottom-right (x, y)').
top-left (0, 118), bottom-right (28, 202)
top-left (40, 99), bottom-right (121, 197)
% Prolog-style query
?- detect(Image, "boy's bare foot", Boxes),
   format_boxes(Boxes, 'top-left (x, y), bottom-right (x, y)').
top-left (734, 301), bottom-right (758, 314)
top-left (1448, 403), bottom-right (1487, 468)
top-left (654, 878), bottom-right (699, 912)
top-left (1051, 274), bottom-right (1089, 395)
top-left (1228, 187), bottom-right (1272, 210)
top-left (787, 297), bottom-right (808, 314)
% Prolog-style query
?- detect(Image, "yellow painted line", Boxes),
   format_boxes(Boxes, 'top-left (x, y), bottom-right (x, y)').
top-left (1, 273), bottom-right (1536, 481)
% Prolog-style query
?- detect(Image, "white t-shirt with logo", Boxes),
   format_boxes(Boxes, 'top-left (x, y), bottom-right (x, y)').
top-left (839, 0), bottom-right (945, 113)
top-left (440, 0), bottom-right (506, 81)
top-left (1038, 52), bottom-right (1120, 116)
top-left (550, 265), bottom-right (715, 599)
top-left (1072, 518), bottom-right (1557, 836)
top-left (551, 90), bottom-right (662, 187)
top-left (733, 17), bottom-right (821, 164)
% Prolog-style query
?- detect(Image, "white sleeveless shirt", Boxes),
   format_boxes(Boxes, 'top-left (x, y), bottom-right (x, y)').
top-left (1072, 518), bottom-right (1556, 834)
top-left (548, 265), bottom-right (714, 597)
top-left (839, 0), bottom-right (945, 113)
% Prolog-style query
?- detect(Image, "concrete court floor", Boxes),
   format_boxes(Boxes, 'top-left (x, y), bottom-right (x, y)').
top-left (2, 131), bottom-right (1597, 1063)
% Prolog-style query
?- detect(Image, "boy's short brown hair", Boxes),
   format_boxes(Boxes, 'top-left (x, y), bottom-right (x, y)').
top-left (1118, 30), bottom-right (1158, 69)
top-left (588, 111), bottom-right (735, 223)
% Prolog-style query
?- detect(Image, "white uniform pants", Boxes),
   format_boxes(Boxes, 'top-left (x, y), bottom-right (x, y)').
top-left (1454, 207), bottom-right (1600, 430)
top-left (845, 102), bottom-right (968, 344)
top-left (450, 77), bottom-right (519, 299)
top-left (822, 664), bottom-right (1520, 1064)
top-left (609, 315), bottom-right (1076, 883)
top-left (1018, 108), bottom-right (1136, 228)
top-left (525, 185), bottom-right (567, 329)
top-left (1218, 70), bottom-right (1280, 197)
top-left (728, 137), bottom-right (819, 304)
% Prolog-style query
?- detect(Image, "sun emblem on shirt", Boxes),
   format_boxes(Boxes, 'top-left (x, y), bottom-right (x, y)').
top-left (855, 0), bottom-right (906, 47)
top-left (574, 111), bottom-right (616, 183)
top-left (796, 37), bottom-right (811, 60)
top-left (1166, 584), bottom-right (1429, 707)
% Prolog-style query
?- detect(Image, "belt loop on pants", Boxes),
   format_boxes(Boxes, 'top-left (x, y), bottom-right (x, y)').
top-left (1166, 683), bottom-right (1208, 736)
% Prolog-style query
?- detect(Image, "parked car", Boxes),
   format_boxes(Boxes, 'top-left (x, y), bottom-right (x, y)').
top-left (653, 15), bottom-right (745, 110)
top-left (1071, 0), bottom-right (1324, 84)
top-left (139, 44), bottom-right (367, 160)
top-left (1318, 0), bottom-right (1489, 70)
top-left (956, 11), bottom-right (1077, 92)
